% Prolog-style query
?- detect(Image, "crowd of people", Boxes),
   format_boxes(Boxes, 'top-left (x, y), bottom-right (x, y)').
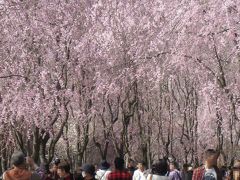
top-left (0, 149), bottom-right (239, 180)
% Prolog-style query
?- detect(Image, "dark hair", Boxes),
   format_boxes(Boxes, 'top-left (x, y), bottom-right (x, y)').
top-left (212, 165), bottom-right (223, 180)
top-left (53, 158), bottom-right (61, 166)
top-left (11, 151), bottom-right (26, 166)
top-left (204, 149), bottom-right (217, 159)
top-left (182, 163), bottom-right (189, 170)
top-left (99, 160), bottom-right (111, 170)
top-left (152, 159), bottom-right (169, 176)
top-left (82, 164), bottom-right (96, 176)
top-left (171, 161), bottom-right (179, 170)
top-left (114, 157), bottom-right (125, 170)
top-left (128, 158), bottom-right (134, 163)
top-left (58, 162), bottom-right (71, 173)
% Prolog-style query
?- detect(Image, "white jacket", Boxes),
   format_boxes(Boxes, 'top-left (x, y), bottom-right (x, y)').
top-left (96, 169), bottom-right (111, 180)
top-left (133, 169), bottom-right (148, 180)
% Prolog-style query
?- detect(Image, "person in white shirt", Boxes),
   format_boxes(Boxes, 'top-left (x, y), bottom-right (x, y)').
top-left (96, 160), bottom-right (111, 180)
top-left (133, 161), bottom-right (148, 180)
top-left (147, 159), bottom-right (170, 180)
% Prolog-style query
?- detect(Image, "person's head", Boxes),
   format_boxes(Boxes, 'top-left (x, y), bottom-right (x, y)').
top-left (182, 164), bottom-right (189, 172)
top-left (81, 164), bottom-right (96, 179)
top-left (114, 157), bottom-right (125, 170)
top-left (128, 159), bottom-right (135, 168)
top-left (52, 158), bottom-right (61, 172)
top-left (11, 151), bottom-right (26, 168)
top-left (99, 160), bottom-right (111, 170)
top-left (57, 161), bottom-right (71, 178)
top-left (152, 159), bottom-right (169, 176)
top-left (204, 149), bottom-right (219, 168)
top-left (40, 162), bottom-right (51, 174)
top-left (170, 162), bottom-right (179, 171)
top-left (233, 160), bottom-right (240, 180)
top-left (54, 158), bottom-right (61, 165)
top-left (137, 161), bottom-right (146, 172)
top-left (76, 162), bottom-right (83, 174)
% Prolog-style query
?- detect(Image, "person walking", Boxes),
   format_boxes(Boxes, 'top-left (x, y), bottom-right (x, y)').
top-left (180, 164), bottom-right (192, 180)
top-left (169, 162), bottom-right (181, 180)
top-left (96, 161), bottom-right (111, 180)
top-left (2, 151), bottom-right (41, 180)
top-left (81, 164), bottom-right (97, 180)
top-left (57, 161), bottom-right (74, 180)
top-left (50, 158), bottom-right (61, 180)
top-left (147, 159), bottom-right (170, 180)
top-left (107, 157), bottom-right (132, 180)
top-left (133, 161), bottom-right (148, 180)
top-left (127, 159), bottom-right (136, 176)
top-left (192, 149), bottom-right (222, 180)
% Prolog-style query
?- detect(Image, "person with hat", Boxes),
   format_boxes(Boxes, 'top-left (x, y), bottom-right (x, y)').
top-left (2, 151), bottom-right (41, 180)
top-left (96, 161), bottom-right (111, 180)
top-left (82, 164), bottom-right (97, 180)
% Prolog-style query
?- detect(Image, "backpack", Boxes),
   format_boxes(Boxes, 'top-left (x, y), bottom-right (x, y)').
top-left (204, 172), bottom-right (216, 180)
